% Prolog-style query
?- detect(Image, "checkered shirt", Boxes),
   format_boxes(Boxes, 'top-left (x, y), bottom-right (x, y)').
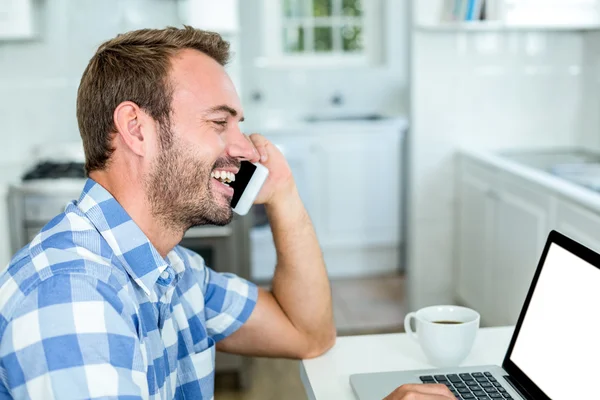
top-left (0, 179), bottom-right (258, 399)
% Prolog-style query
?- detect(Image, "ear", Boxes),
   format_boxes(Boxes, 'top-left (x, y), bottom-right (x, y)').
top-left (113, 101), bottom-right (150, 157)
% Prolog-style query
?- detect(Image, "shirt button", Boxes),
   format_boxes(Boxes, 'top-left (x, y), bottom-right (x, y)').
top-left (160, 270), bottom-right (170, 280)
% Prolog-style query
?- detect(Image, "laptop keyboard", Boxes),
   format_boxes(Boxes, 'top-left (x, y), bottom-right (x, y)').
top-left (419, 372), bottom-right (514, 400)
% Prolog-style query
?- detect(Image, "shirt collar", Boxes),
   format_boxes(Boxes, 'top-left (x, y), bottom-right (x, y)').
top-left (76, 178), bottom-right (171, 298)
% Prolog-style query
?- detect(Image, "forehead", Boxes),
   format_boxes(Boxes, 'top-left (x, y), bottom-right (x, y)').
top-left (168, 48), bottom-right (241, 113)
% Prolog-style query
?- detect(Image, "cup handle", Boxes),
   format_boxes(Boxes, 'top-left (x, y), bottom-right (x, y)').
top-left (404, 312), bottom-right (418, 342)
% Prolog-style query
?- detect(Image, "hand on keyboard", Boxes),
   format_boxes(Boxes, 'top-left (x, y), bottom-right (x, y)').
top-left (383, 383), bottom-right (457, 399)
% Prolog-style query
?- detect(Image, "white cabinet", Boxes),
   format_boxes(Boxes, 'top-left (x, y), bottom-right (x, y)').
top-left (0, 0), bottom-right (35, 40)
top-left (315, 130), bottom-right (402, 247)
top-left (177, 0), bottom-right (239, 33)
top-left (489, 173), bottom-right (552, 325)
top-left (457, 152), bottom-right (600, 326)
top-left (455, 159), bottom-right (496, 319)
top-left (269, 135), bottom-right (321, 228)
top-left (269, 126), bottom-right (403, 249)
top-left (260, 123), bottom-right (405, 278)
top-left (456, 157), bottom-right (552, 326)
top-left (555, 200), bottom-right (600, 254)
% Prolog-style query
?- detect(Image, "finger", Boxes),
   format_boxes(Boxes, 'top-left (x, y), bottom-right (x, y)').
top-left (249, 133), bottom-right (269, 162)
top-left (243, 134), bottom-right (261, 162)
top-left (385, 393), bottom-right (454, 400)
top-left (416, 384), bottom-right (456, 398)
top-left (397, 384), bottom-right (456, 399)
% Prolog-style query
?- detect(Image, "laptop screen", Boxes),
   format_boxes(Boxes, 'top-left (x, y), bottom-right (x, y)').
top-left (508, 241), bottom-right (600, 399)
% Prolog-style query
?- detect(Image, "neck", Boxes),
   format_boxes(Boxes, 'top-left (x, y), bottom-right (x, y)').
top-left (89, 170), bottom-right (183, 258)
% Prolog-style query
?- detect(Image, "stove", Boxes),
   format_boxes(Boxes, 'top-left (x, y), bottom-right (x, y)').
top-left (22, 161), bottom-right (86, 181)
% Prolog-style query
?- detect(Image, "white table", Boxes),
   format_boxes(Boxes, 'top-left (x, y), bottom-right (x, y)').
top-left (301, 326), bottom-right (514, 400)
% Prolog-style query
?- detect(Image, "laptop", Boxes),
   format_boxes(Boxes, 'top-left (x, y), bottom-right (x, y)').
top-left (350, 230), bottom-right (600, 400)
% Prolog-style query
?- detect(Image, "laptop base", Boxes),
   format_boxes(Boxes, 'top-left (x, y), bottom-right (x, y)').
top-left (350, 365), bottom-right (525, 400)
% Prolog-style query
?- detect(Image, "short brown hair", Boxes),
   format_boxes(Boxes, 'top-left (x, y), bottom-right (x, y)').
top-left (77, 26), bottom-right (230, 173)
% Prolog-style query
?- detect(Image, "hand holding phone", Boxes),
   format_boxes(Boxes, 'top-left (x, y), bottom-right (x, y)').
top-left (230, 161), bottom-right (269, 215)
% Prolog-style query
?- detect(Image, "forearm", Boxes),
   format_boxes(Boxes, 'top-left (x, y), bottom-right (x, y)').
top-left (266, 183), bottom-right (336, 356)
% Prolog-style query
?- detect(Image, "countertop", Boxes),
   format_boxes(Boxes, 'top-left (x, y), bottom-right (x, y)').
top-left (300, 326), bottom-right (514, 400)
top-left (241, 114), bottom-right (409, 136)
top-left (460, 147), bottom-right (600, 214)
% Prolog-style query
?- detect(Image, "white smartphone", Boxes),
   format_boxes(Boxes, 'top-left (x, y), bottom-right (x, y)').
top-left (231, 161), bottom-right (269, 215)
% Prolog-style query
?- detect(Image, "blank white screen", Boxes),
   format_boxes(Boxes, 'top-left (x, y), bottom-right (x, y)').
top-left (510, 243), bottom-right (600, 399)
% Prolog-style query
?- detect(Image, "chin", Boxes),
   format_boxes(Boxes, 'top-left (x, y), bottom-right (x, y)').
top-left (207, 202), bottom-right (234, 226)
top-left (216, 206), bottom-right (234, 225)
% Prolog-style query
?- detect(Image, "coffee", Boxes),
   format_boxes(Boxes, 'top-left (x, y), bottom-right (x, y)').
top-left (433, 320), bottom-right (463, 325)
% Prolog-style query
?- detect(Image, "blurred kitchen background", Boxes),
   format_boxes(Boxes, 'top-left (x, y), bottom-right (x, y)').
top-left (4, 0), bottom-right (600, 398)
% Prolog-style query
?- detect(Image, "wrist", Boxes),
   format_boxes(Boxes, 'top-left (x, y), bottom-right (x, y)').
top-left (265, 180), bottom-right (302, 214)
top-left (267, 177), bottom-right (297, 203)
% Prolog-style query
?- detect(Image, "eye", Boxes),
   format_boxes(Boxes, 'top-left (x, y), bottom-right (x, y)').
top-left (212, 120), bottom-right (227, 127)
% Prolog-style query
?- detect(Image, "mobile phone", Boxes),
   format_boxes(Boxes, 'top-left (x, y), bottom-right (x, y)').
top-left (230, 161), bottom-right (269, 215)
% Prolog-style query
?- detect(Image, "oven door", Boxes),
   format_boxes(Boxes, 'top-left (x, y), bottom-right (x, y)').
top-left (178, 216), bottom-right (251, 278)
top-left (180, 226), bottom-right (233, 273)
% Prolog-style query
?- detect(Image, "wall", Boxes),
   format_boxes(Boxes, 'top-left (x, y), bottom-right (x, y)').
top-left (408, 27), bottom-right (596, 310)
top-left (0, 0), bottom-right (243, 168)
top-left (580, 30), bottom-right (600, 151)
top-left (238, 0), bottom-right (410, 122)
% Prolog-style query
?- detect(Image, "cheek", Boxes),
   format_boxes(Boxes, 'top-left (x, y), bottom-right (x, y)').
top-left (196, 133), bottom-right (227, 163)
top-left (173, 126), bottom-right (227, 169)
top-left (210, 132), bottom-right (227, 150)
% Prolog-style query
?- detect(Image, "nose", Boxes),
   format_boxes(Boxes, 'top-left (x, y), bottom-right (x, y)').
top-left (225, 128), bottom-right (256, 161)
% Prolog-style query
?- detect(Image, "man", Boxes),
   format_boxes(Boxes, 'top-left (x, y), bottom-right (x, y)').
top-left (0, 26), bottom-right (452, 400)
top-left (0, 27), bottom-right (334, 399)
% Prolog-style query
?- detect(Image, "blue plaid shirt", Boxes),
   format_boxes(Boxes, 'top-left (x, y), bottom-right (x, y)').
top-left (0, 179), bottom-right (258, 399)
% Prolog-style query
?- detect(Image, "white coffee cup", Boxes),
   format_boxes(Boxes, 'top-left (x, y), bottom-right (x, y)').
top-left (404, 305), bottom-right (480, 367)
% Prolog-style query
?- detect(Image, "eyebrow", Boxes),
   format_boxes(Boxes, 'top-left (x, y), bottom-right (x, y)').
top-left (206, 105), bottom-right (245, 122)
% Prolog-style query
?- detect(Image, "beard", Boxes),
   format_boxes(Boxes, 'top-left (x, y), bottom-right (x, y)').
top-left (145, 131), bottom-right (239, 233)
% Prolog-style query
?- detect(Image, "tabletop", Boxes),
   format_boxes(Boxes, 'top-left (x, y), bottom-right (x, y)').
top-left (300, 326), bottom-right (515, 400)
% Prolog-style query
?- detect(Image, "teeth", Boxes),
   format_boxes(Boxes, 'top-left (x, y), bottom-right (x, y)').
top-left (211, 170), bottom-right (236, 183)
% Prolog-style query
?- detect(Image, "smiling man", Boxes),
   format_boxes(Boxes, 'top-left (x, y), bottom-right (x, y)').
top-left (0, 27), bottom-right (335, 399)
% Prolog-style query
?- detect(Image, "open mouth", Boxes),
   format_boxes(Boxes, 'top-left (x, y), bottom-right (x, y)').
top-left (211, 170), bottom-right (236, 186)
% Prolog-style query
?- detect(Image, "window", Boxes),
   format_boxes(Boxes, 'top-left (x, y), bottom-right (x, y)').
top-left (260, 0), bottom-right (381, 67)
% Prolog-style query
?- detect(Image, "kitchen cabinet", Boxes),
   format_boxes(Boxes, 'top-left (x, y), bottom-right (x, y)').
top-left (269, 135), bottom-right (322, 233)
top-left (457, 149), bottom-right (600, 326)
top-left (0, 0), bottom-right (35, 40)
top-left (177, 0), bottom-right (239, 33)
top-left (555, 200), bottom-right (600, 254)
top-left (456, 157), bottom-right (552, 326)
top-left (315, 130), bottom-right (402, 248)
top-left (488, 173), bottom-right (552, 325)
top-left (262, 120), bottom-right (405, 277)
top-left (455, 159), bottom-right (496, 320)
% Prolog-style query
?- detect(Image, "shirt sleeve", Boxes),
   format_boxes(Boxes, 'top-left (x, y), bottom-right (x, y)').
top-left (0, 273), bottom-right (148, 399)
top-left (203, 268), bottom-right (259, 342)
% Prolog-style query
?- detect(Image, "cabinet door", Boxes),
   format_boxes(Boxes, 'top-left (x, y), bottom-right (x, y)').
top-left (490, 173), bottom-right (552, 326)
top-left (266, 135), bottom-right (322, 231)
top-left (455, 159), bottom-right (496, 321)
top-left (316, 130), bottom-right (402, 247)
top-left (555, 200), bottom-right (600, 254)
